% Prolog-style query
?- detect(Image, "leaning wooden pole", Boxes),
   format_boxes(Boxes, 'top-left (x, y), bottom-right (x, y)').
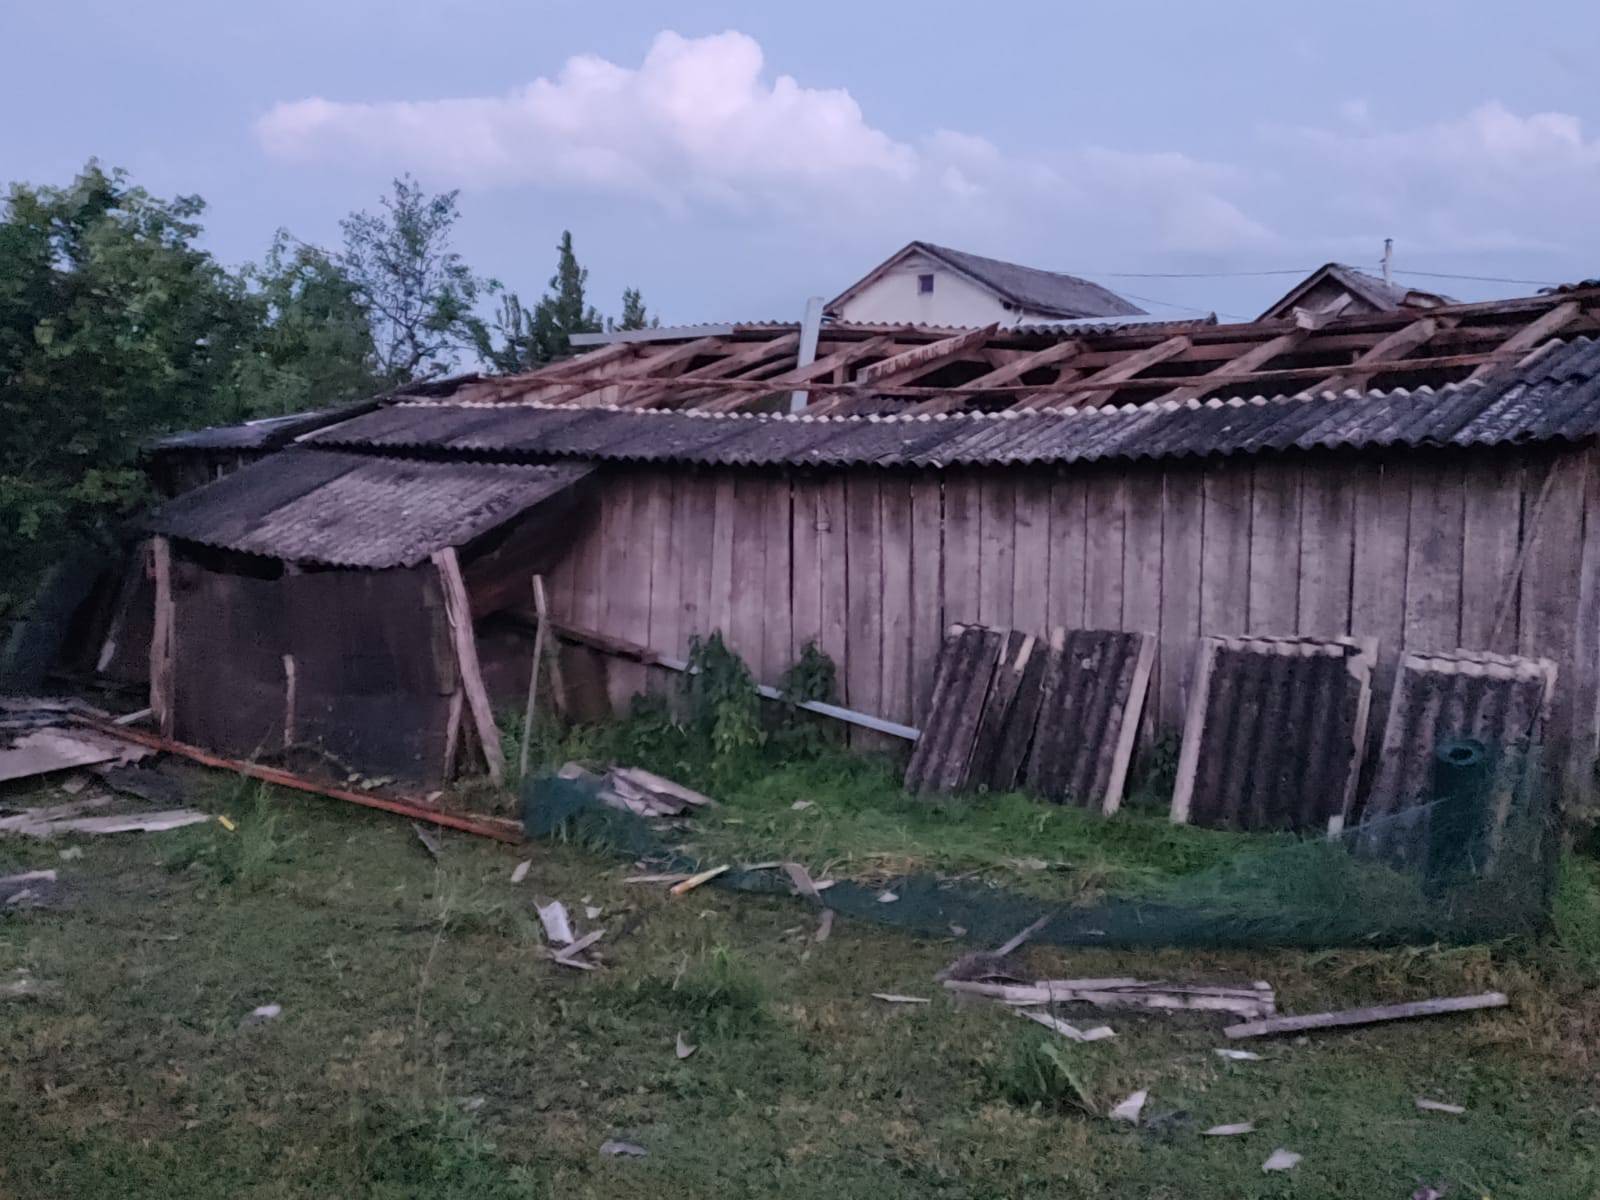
top-left (148, 536), bottom-right (175, 738)
top-left (517, 574), bottom-right (549, 780)
top-left (431, 547), bottom-right (506, 786)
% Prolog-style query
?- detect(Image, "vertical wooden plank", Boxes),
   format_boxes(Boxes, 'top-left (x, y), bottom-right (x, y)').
top-left (678, 472), bottom-right (717, 649)
top-left (1084, 472), bottom-right (1127, 630)
top-left (790, 476), bottom-right (823, 659)
top-left (1121, 469), bottom-right (1163, 748)
top-left (761, 475), bottom-right (793, 685)
top-left (1296, 463), bottom-right (1356, 639)
top-left (943, 472), bottom-right (982, 627)
top-left (1460, 456), bottom-right (1523, 654)
top-left (1520, 450), bottom-right (1586, 755)
top-left (844, 473), bottom-right (884, 720)
top-left (1011, 475), bottom-right (1051, 636)
top-left (150, 535), bottom-right (174, 737)
top-left (1199, 466), bottom-right (1252, 639)
top-left (1247, 460), bottom-right (1301, 635)
top-left (908, 476), bottom-right (944, 723)
top-left (647, 471), bottom-right (680, 660)
top-left (708, 473), bottom-right (737, 637)
top-left (730, 475), bottom-right (768, 674)
top-left (1158, 467), bottom-right (1204, 733)
top-left (879, 476), bottom-right (914, 724)
top-left (816, 474), bottom-right (850, 698)
top-left (600, 473), bottom-right (636, 638)
top-left (1566, 447), bottom-right (1600, 814)
top-left (1350, 459), bottom-right (1412, 761)
top-left (571, 486), bottom-right (608, 630)
top-left (1403, 459), bottom-right (1465, 654)
top-left (977, 472), bottom-right (1016, 629)
top-left (1047, 474), bottom-right (1087, 630)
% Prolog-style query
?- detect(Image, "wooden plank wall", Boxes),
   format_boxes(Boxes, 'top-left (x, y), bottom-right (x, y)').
top-left (541, 447), bottom-right (1600, 810)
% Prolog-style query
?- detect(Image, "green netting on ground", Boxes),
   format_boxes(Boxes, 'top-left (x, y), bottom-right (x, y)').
top-left (521, 741), bottom-right (1559, 951)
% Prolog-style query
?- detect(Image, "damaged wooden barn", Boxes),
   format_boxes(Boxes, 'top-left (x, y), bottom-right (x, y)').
top-left (120, 282), bottom-right (1600, 836)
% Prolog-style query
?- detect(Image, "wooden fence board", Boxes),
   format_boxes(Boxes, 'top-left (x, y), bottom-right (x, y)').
top-left (1296, 467), bottom-right (1355, 638)
top-left (1159, 468), bottom-right (1204, 730)
top-left (943, 474), bottom-right (982, 627)
top-left (817, 476), bottom-right (850, 687)
top-left (1460, 456), bottom-right (1523, 652)
top-left (730, 476), bottom-right (769, 675)
top-left (909, 477), bottom-right (944, 723)
top-left (1047, 476), bottom-right (1087, 630)
top-left (762, 477), bottom-right (793, 685)
top-left (880, 477), bottom-right (914, 724)
top-left (790, 477), bottom-right (823, 656)
top-left (1011, 476), bottom-right (1051, 637)
top-left (978, 474), bottom-right (1016, 629)
top-left (1403, 460), bottom-right (1465, 654)
top-left (647, 472), bottom-right (680, 659)
top-left (1247, 461), bottom-right (1301, 634)
top-left (709, 475), bottom-right (737, 637)
top-left (1200, 468), bottom-right (1251, 638)
top-left (678, 470), bottom-right (717, 646)
top-left (1085, 474), bottom-right (1127, 629)
top-left (1521, 452), bottom-right (1586, 748)
top-left (844, 474), bottom-right (883, 716)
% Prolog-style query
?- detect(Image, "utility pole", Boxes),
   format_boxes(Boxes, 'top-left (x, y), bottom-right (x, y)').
top-left (1381, 238), bottom-right (1394, 287)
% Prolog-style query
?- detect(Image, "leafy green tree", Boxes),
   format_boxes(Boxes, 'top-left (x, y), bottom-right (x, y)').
top-left (476, 291), bottom-right (539, 374)
top-left (339, 176), bottom-right (491, 382)
top-left (233, 231), bottom-right (381, 413)
top-left (530, 230), bottom-right (602, 362)
top-left (0, 163), bottom-right (255, 614)
top-left (611, 286), bottom-right (656, 332)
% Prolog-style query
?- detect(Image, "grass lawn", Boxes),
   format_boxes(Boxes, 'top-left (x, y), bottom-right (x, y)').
top-left (3, 743), bottom-right (1600, 1198)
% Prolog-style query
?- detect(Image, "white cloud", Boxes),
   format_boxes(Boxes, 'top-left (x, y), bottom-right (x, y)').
top-left (256, 29), bottom-right (1276, 254)
top-left (1262, 102), bottom-right (1600, 255)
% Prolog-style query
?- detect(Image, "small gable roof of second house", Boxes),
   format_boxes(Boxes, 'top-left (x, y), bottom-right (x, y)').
top-left (1258, 263), bottom-right (1456, 321)
top-left (826, 241), bottom-right (1145, 320)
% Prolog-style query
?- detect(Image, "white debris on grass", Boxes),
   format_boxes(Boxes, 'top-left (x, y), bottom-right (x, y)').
top-left (509, 860), bottom-right (531, 884)
top-left (1415, 1097), bottom-right (1467, 1115)
top-left (1261, 1148), bottom-right (1302, 1172)
top-left (1109, 1089), bottom-right (1147, 1125)
top-left (1203, 1122), bottom-right (1256, 1136)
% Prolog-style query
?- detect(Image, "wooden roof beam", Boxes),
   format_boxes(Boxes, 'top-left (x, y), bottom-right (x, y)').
top-left (629, 332), bottom-right (800, 409)
top-left (530, 335), bottom-right (726, 405)
top-left (963, 338), bottom-right (1084, 390)
top-left (1030, 335), bottom-right (1192, 410)
top-left (1467, 300), bottom-right (1581, 379)
top-left (695, 336), bottom-right (899, 413)
top-left (855, 323), bottom-right (1000, 388)
top-left (1300, 317), bottom-right (1441, 396)
top-left (1154, 331), bottom-right (1308, 404)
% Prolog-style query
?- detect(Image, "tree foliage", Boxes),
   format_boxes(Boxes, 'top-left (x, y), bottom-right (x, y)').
top-left (339, 176), bottom-right (491, 382)
top-left (0, 164), bottom-right (257, 613)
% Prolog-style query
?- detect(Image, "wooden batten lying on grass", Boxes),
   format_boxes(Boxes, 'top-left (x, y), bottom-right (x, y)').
top-left (945, 978), bottom-right (1276, 1020)
top-left (1170, 636), bottom-right (1375, 834)
top-left (1223, 991), bottom-right (1507, 1039)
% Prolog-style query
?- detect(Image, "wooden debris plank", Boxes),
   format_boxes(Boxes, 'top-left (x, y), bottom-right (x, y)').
top-left (1224, 991), bottom-right (1508, 1040)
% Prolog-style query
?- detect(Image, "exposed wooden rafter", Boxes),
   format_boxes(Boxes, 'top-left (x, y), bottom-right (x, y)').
top-left (699, 336), bottom-right (896, 413)
top-left (533, 335), bottom-right (726, 406)
top-left (1020, 335), bottom-right (1192, 411)
top-left (1467, 300), bottom-right (1581, 380)
top-left (1154, 331), bottom-right (1307, 404)
top-left (1299, 317), bottom-right (1441, 396)
top-left (628, 333), bottom-right (800, 408)
top-left (855, 324), bottom-right (999, 388)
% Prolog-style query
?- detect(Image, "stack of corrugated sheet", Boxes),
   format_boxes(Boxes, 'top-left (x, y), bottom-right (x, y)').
top-left (904, 624), bottom-right (1155, 813)
top-left (1357, 649), bottom-right (1556, 864)
top-left (1170, 636), bottom-right (1377, 834)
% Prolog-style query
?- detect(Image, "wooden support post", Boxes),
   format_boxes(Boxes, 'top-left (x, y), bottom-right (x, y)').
top-left (790, 296), bottom-right (824, 413)
top-left (282, 654), bottom-right (297, 747)
top-left (517, 573), bottom-right (554, 779)
top-left (533, 574), bottom-right (567, 717)
top-left (431, 547), bottom-right (505, 785)
top-left (149, 536), bottom-right (175, 738)
top-left (442, 689), bottom-right (465, 780)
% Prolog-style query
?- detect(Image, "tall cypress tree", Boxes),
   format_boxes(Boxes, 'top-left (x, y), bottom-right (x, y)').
top-left (531, 231), bottom-right (601, 361)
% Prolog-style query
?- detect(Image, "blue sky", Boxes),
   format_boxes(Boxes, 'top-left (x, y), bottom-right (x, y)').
top-left (5, 0), bottom-right (1600, 327)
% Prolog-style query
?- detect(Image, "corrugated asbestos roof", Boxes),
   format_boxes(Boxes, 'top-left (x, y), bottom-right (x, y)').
top-left (151, 403), bottom-right (378, 452)
top-left (303, 337), bottom-right (1600, 470)
top-left (1174, 637), bottom-right (1374, 833)
top-left (146, 450), bottom-right (593, 568)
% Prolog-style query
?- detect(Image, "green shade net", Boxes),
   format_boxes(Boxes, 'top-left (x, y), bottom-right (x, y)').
top-left (522, 741), bottom-right (1558, 950)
